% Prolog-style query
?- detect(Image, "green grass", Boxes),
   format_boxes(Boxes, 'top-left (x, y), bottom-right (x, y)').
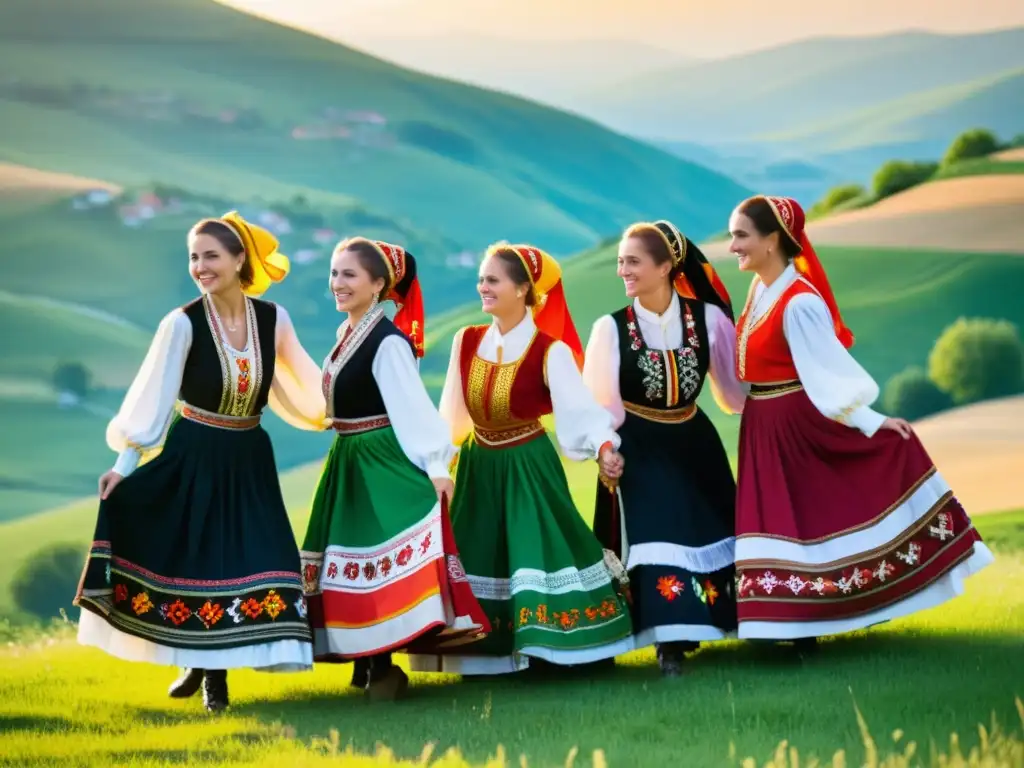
top-left (932, 157), bottom-right (1024, 180)
top-left (0, 528), bottom-right (1019, 766)
top-left (0, 0), bottom-right (748, 257)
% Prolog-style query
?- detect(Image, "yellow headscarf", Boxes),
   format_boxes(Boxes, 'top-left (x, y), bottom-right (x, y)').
top-left (487, 242), bottom-right (584, 369)
top-left (219, 211), bottom-right (291, 297)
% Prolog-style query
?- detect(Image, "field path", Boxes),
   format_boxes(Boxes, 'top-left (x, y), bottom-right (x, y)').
top-left (914, 395), bottom-right (1024, 515)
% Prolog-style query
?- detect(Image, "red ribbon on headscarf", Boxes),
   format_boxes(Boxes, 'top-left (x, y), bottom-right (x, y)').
top-left (511, 245), bottom-right (585, 370)
top-left (372, 240), bottom-right (426, 358)
top-left (762, 196), bottom-right (854, 348)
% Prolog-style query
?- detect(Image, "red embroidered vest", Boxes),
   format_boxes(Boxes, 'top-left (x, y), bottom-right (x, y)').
top-left (458, 325), bottom-right (555, 431)
top-left (736, 278), bottom-right (818, 384)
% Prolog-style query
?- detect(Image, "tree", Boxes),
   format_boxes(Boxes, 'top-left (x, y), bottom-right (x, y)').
top-left (882, 367), bottom-right (951, 421)
top-left (941, 128), bottom-right (1000, 167)
top-left (11, 543), bottom-right (86, 620)
top-left (809, 183), bottom-right (867, 218)
top-left (52, 362), bottom-right (90, 399)
top-left (871, 160), bottom-right (938, 199)
top-left (927, 318), bottom-right (1024, 405)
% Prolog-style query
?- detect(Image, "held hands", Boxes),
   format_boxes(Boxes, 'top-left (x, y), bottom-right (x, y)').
top-left (598, 445), bottom-right (625, 480)
top-left (431, 477), bottom-right (455, 505)
top-left (98, 470), bottom-right (124, 500)
top-left (879, 417), bottom-right (913, 440)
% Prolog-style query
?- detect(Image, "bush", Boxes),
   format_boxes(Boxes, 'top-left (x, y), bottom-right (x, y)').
top-left (928, 318), bottom-right (1024, 405)
top-left (882, 367), bottom-right (951, 421)
top-left (809, 183), bottom-right (867, 218)
top-left (52, 361), bottom-right (90, 399)
top-left (871, 160), bottom-right (938, 199)
top-left (10, 542), bottom-right (85, 620)
top-left (942, 128), bottom-right (1000, 166)
top-left (1009, 133), bottom-right (1024, 149)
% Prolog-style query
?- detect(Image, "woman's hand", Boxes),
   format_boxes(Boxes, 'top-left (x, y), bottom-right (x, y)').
top-left (98, 470), bottom-right (124, 500)
top-left (431, 477), bottom-right (455, 505)
top-left (879, 417), bottom-right (913, 440)
top-left (598, 446), bottom-right (625, 479)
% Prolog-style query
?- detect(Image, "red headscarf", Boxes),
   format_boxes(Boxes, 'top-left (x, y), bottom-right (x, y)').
top-left (499, 244), bottom-right (585, 370)
top-left (758, 195), bottom-right (854, 348)
top-left (366, 240), bottom-right (426, 358)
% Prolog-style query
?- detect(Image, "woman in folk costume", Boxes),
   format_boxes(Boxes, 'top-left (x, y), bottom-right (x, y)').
top-left (583, 221), bottom-right (746, 677)
top-left (299, 237), bottom-right (489, 701)
top-left (75, 212), bottom-right (326, 713)
top-left (408, 242), bottom-right (633, 677)
top-left (729, 195), bottom-right (994, 648)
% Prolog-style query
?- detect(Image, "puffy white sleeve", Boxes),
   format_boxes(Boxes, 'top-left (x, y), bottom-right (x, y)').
top-left (784, 293), bottom-right (888, 437)
top-left (374, 335), bottom-right (457, 480)
top-left (107, 309), bottom-right (192, 477)
top-left (547, 340), bottom-right (621, 461)
top-left (704, 303), bottom-right (749, 415)
top-left (268, 304), bottom-right (329, 431)
top-left (582, 315), bottom-right (625, 429)
top-left (438, 327), bottom-right (474, 446)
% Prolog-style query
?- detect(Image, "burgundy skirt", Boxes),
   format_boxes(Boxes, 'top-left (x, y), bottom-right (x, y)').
top-left (734, 382), bottom-right (991, 640)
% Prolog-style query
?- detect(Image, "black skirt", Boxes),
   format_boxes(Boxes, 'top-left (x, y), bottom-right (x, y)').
top-left (593, 407), bottom-right (738, 646)
top-left (75, 414), bottom-right (312, 669)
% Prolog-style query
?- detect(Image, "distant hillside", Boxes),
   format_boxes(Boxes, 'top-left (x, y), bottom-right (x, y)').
top-left (762, 68), bottom-right (1024, 156)
top-left (334, 34), bottom-right (692, 109)
top-left (0, 0), bottom-right (748, 263)
top-left (580, 28), bottom-right (1024, 147)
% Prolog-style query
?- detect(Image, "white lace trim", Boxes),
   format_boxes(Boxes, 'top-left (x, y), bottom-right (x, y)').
top-left (626, 537), bottom-right (735, 574)
top-left (466, 561), bottom-right (612, 601)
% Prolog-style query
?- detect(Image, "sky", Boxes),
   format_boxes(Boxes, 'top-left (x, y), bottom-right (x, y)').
top-left (220, 0), bottom-right (1024, 59)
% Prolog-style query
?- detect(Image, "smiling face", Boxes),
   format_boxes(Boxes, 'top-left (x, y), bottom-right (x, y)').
top-left (477, 252), bottom-right (527, 317)
top-left (617, 234), bottom-right (672, 299)
top-left (728, 210), bottom-right (779, 273)
top-left (188, 230), bottom-right (244, 295)
top-left (329, 246), bottom-right (387, 315)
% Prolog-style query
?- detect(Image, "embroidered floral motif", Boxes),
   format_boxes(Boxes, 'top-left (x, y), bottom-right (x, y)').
top-left (240, 597), bottom-right (263, 619)
top-left (362, 562), bottom-right (377, 581)
top-left (419, 533), bottom-right (433, 555)
top-left (704, 580), bottom-right (719, 605)
top-left (326, 562), bottom-right (339, 580)
top-left (113, 584), bottom-right (129, 603)
top-left (738, 505), bottom-right (976, 602)
top-left (261, 590), bottom-right (287, 620)
top-left (343, 562), bottom-right (359, 581)
top-left (554, 609), bottom-right (580, 630)
top-left (396, 545), bottom-right (414, 567)
top-left (626, 304), bottom-right (703, 405)
top-left (295, 596), bottom-right (308, 619)
top-left (518, 607), bottom-right (532, 626)
top-left (302, 563), bottom-right (320, 593)
top-left (234, 357), bottom-right (252, 412)
top-left (160, 600), bottom-right (192, 626)
top-left (131, 592), bottom-right (153, 616)
top-left (657, 575), bottom-right (684, 601)
top-left (197, 600), bottom-right (224, 628)
top-left (380, 556), bottom-right (394, 577)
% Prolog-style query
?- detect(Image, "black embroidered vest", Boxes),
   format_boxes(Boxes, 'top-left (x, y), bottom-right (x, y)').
top-left (612, 298), bottom-right (710, 410)
top-left (324, 316), bottom-right (415, 420)
top-left (179, 296), bottom-right (277, 416)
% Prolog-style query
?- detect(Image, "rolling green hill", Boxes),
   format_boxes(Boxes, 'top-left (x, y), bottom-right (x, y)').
top-left (0, 0), bottom-right (749, 258)
top-left (760, 68), bottom-right (1024, 155)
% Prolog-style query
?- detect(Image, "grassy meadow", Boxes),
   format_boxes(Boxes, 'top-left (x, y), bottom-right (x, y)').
top-left (0, 503), bottom-right (1020, 767)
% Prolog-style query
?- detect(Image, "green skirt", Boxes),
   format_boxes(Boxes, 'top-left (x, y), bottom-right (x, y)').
top-left (408, 433), bottom-right (633, 675)
top-left (300, 425), bottom-right (486, 661)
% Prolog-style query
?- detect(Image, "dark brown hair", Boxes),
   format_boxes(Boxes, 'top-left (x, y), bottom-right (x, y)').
top-left (488, 245), bottom-right (536, 306)
top-left (336, 238), bottom-right (393, 296)
top-left (622, 223), bottom-right (678, 274)
top-left (190, 219), bottom-right (254, 288)
top-left (736, 197), bottom-right (801, 261)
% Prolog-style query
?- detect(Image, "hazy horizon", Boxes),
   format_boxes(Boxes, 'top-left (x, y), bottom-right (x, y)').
top-left (219, 0), bottom-right (1024, 59)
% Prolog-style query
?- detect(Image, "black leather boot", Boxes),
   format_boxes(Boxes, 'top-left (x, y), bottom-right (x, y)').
top-left (168, 668), bottom-right (205, 698)
top-left (365, 653), bottom-right (408, 702)
top-left (656, 641), bottom-right (696, 677)
top-left (202, 669), bottom-right (229, 713)
top-left (350, 658), bottom-right (370, 689)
